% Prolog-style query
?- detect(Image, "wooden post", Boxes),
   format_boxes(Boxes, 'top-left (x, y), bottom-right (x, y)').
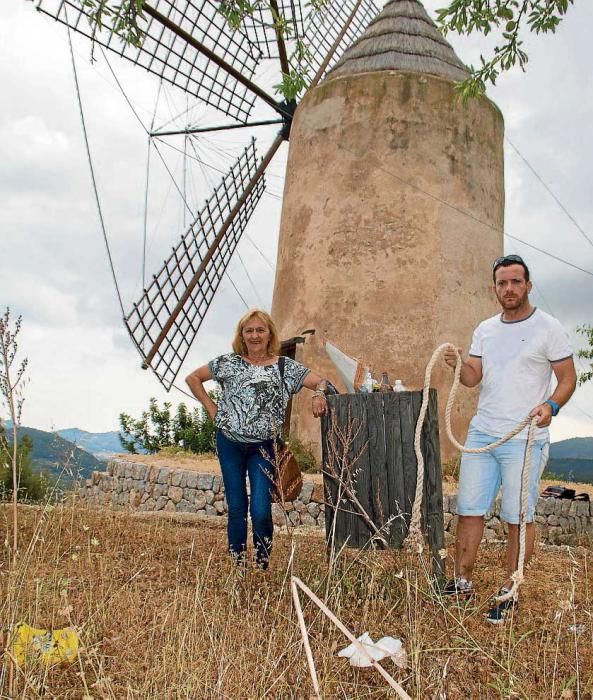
top-left (321, 390), bottom-right (445, 579)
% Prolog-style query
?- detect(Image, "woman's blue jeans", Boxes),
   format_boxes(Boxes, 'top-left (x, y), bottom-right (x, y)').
top-left (216, 430), bottom-right (275, 568)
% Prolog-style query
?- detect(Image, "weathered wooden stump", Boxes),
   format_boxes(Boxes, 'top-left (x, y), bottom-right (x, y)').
top-left (320, 390), bottom-right (445, 579)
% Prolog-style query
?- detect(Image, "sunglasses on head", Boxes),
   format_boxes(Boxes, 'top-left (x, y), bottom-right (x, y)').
top-left (492, 254), bottom-right (525, 271)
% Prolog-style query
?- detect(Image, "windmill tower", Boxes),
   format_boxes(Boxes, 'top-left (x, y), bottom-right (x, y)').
top-left (271, 0), bottom-right (504, 459)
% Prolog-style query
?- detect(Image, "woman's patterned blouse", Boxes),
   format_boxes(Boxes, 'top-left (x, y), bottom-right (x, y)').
top-left (208, 353), bottom-right (310, 442)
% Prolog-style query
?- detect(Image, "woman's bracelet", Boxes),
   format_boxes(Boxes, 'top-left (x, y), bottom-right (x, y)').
top-left (313, 390), bottom-right (327, 400)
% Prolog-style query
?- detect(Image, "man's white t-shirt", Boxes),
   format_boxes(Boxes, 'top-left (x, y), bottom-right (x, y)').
top-left (469, 308), bottom-right (573, 440)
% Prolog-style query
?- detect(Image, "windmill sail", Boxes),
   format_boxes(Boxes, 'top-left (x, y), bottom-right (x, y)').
top-left (36, 0), bottom-right (262, 123)
top-left (294, 0), bottom-right (380, 84)
top-left (125, 139), bottom-right (266, 389)
top-left (241, 1), bottom-right (305, 59)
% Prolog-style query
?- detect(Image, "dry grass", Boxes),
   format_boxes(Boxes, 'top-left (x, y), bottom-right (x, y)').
top-left (1, 503), bottom-right (592, 699)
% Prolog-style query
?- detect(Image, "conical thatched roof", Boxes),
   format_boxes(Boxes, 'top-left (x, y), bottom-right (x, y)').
top-left (326, 0), bottom-right (469, 83)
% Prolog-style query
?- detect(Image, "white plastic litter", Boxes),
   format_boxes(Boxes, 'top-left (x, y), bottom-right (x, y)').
top-left (325, 341), bottom-right (364, 393)
top-left (337, 633), bottom-right (407, 668)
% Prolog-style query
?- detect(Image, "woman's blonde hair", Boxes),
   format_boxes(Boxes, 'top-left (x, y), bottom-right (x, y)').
top-left (232, 308), bottom-right (281, 356)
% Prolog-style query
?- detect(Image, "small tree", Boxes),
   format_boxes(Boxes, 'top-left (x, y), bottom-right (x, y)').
top-left (0, 309), bottom-right (29, 554)
top-left (0, 426), bottom-right (48, 502)
top-left (576, 324), bottom-right (593, 385)
top-left (119, 395), bottom-right (216, 455)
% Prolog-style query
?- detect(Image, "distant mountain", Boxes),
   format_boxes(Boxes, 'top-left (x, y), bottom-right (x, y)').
top-left (56, 428), bottom-right (124, 460)
top-left (547, 437), bottom-right (593, 484)
top-left (550, 437), bottom-right (593, 460)
top-left (6, 425), bottom-right (103, 483)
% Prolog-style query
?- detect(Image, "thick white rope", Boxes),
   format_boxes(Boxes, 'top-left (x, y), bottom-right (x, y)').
top-left (291, 576), bottom-right (412, 700)
top-left (405, 343), bottom-right (538, 602)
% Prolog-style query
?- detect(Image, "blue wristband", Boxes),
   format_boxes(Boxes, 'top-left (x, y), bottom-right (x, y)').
top-left (544, 399), bottom-right (560, 416)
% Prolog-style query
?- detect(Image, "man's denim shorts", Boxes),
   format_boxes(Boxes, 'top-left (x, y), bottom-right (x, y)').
top-left (457, 427), bottom-right (549, 524)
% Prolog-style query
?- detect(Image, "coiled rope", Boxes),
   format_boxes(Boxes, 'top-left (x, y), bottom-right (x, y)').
top-left (404, 343), bottom-right (538, 603)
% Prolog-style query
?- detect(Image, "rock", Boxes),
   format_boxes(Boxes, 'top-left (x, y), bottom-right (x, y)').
top-left (171, 471), bottom-right (183, 487)
top-left (164, 501), bottom-right (176, 513)
top-left (141, 492), bottom-right (149, 504)
top-left (168, 486), bottom-right (184, 504)
top-left (153, 483), bottom-right (168, 498)
top-left (577, 501), bottom-right (591, 517)
top-left (195, 493), bottom-right (207, 510)
top-left (205, 505), bottom-right (217, 517)
top-left (561, 499), bottom-right (572, 517)
top-left (443, 512), bottom-right (453, 529)
top-left (176, 499), bottom-right (195, 513)
top-left (148, 466), bottom-right (160, 482)
top-left (214, 492), bottom-right (224, 502)
top-left (548, 515), bottom-right (560, 527)
top-left (197, 474), bottom-right (214, 490)
top-left (301, 513), bottom-right (317, 526)
top-left (559, 516), bottom-right (569, 532)
top-left (569, 501), bottom-right (579, 517)
top-left (157, 468), bottom-right (169, 485)
top-left (449, 515), bottom-right (458, 534)
top-left (535, 497), bottom-right (546, 515)
top-left (212, 476), bottom-right (222, 493)
top-left (183, 487), bottom-right (197, 502)
top-left (307, 502), bottom-right (320, 518)
top-left (288, 511), bottom-right (301, 526)
top-left (442, 494), bottom-right (449, 512)
top-left (316, 514), bottom-right (325, 528)
top-left (298, 481), bottom-right (315, 505)
top-left (140, 498), bottom-right (156, 511)
top-left (448, 495), bottom-right (457, 514)
top-left (214, 501), bottom-right (225, 514)
top-left (133, 464), bottom-right (146, 480)
top-left (155, 496), bottom-right (169, 511)
top-left (534, 515), bottom-right (546, 524)
top-left (295, 501), bottom-right (307, 513)
top-left (186, 472), bottom-right (199, 489)
top-left (204, 490), bottom-right (215, 505)
top-left (272, 504), bottom-right (287, 526)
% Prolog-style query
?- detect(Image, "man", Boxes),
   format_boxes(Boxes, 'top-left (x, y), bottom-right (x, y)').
top-left (443, 254), bottom-right (576, 623)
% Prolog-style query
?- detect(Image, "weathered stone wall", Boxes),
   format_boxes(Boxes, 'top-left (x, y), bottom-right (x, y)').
top-left (78, 459), bottom-right (326, 529)
top-left (78, 460), bottom-right (593, 544)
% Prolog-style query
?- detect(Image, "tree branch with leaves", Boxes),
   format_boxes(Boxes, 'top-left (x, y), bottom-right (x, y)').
top-left (436, 0), bottom-right (576, 99)
top-left (576, 324), bottom-right (593, 385)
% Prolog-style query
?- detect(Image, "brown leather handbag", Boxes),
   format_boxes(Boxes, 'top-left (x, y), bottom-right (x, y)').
top-left (272, 357), bottom-right (303, 503)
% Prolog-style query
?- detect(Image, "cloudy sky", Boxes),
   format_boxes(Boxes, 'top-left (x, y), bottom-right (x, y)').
top-left (1, 0), bottom-right (592, 442)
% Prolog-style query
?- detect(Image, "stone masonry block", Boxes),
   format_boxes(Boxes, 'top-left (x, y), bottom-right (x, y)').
top-left (171, 471), bottom-right (183, 487)
top-left (186, 472), bottom-right (199, 489)
top-left (197, 474), bottom-right (214, 491)
top-left (195, 493), bottom-right (207, 510)
top-left (212, 476), bottom-right (222, 493)
top-left (168, 486), bottom-right (184, 504)
top-left (157, 468), bottom-right (169, 485)
top-left (535, 497), bottom-right (546, 515)
top-left (298, 481), bottom-right (314, 505)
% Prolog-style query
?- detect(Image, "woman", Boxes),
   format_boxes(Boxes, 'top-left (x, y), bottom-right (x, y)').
top-left (186, 309), bottom-right (328, 570)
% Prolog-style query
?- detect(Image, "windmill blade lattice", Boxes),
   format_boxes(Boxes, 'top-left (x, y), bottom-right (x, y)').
top-left (241, 1), bottom-right (305, 59)
top-left (36, 0), bottom-right (263, 123)
top-left (295, 0), bottom-right (380, 83)
top-left (125, 140), bottom-right (266, 389)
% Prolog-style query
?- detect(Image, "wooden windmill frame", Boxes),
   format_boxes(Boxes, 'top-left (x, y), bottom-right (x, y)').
top-left (35, 0), bottom-right (380, 389)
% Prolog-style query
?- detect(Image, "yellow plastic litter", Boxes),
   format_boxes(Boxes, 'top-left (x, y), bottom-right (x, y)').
top-left (7, 622), bottom-right (79, 666)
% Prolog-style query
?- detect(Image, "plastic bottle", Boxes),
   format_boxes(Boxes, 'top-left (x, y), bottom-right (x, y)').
top-left (393, 379), bottom-right (406, 392)
top-left (360, 368), bottom-right (374, 393)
